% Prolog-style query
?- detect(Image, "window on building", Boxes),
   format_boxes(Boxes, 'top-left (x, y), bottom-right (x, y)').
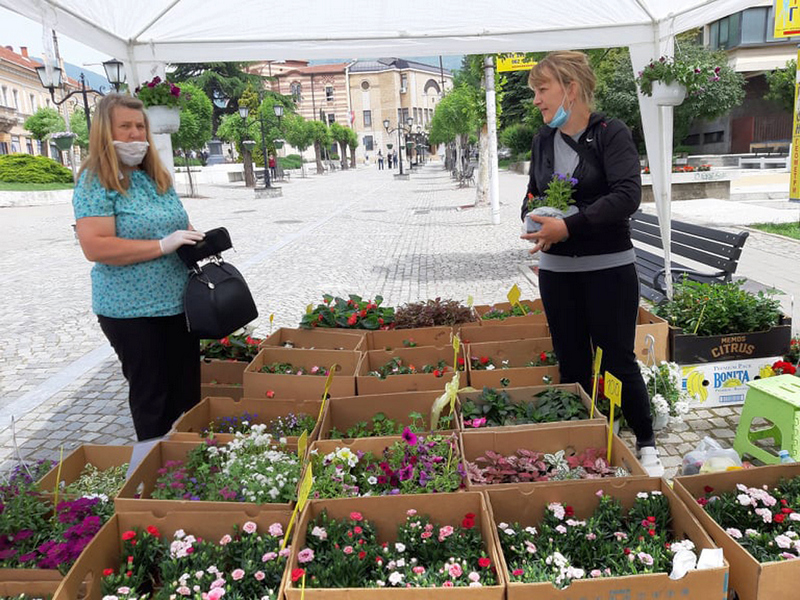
top-left (741, 7), bottom-right (768, 44)
top-left (361, 80), bottom-right (370, 90)
top-left (326, 86), bottom-right (334, 102)
top-left (26, 139), bottom-right (33, 154)
top-left (682, 133), bottom-right (700, 146)
top-left (0, 86), bottom-right (7, 106)
top-left (401, 108), bottom-right (409, 124)
top-left (364, 135), bottom-right (374, 151)
top-left (709, 21), bottom-right (719, 49)
top-left (400, 74), bottom-right (408, 90)
top-left (29, 94), bottom-right (36, 112)
top-left (363, 110), bottom-right (372, 127)
top-left (12, 89), bottom-right (19, 109)
top-left (37, 140), bottom-right (43, 155)
top-left (327, 113), bottom-right (335, 125)
top-left (290, 82), bottom-right (302, 102)
top-left (703, 131), bottom-right (724, 144)
top-left (11, 136), bottom-right (20, 152)
top-left (0, 142), bottom-right (7, 154)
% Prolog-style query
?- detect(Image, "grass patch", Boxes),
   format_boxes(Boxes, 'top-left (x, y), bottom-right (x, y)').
top-left (750, 221), bottom-right (800, 240)
top-left (498, 158), bottom-right (514, 169)
top-left (0, 181), bottom-right (74, 191)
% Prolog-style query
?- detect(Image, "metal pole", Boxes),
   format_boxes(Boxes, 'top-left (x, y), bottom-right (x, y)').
top-left (80, 74), bottom-right (92, 132)
top-left (260, 110), bottom-right (271, 189)
top-left (397, 126), bottom-right (404, 175)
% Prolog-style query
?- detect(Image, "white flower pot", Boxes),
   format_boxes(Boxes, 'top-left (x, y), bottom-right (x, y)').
top-left (650, 81), bottom-right (686, 106)
top-left (524, 205), bottom-right (579, 234)
top-left (146, 105), bottom-right (181, 134)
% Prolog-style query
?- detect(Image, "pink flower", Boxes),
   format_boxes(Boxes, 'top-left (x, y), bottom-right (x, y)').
top-left (343, 545), bottom-right (354, 554)
top-left (269, 523), bottom-right (283, 537)
top-left (231, 568), bottom-right (245, 581)
top-left (262, 552), bottom-right (277, 562)
top-left (254, 571), bottom-right (265, 581)
top-left (298, 548), bottom-right (315, 563)
top-left (219, 534), bottom-right (232, 545)
top-left (207, 588), bottom-right (225, 600)
top-left (448, 563), bottom-right (463, 578)
top-left (243, 521), bottom-right (257, 534)
top-left (350, 511), bottom-right (363, 521)
top-left (407, 509), bottom-right (417, 517)
top-left (471, 417), bottom-right (487, 428)
top-left (438, 525), bottom-right (454, 542)
top-left (421, 531), bottom-right (432, 539)
top-left (412, 566), bottom-right (425, 574)
top-left (443, 581), bottom-right (454, 587)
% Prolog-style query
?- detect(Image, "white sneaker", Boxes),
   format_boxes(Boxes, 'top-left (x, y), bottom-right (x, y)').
top-left (638, 446), bottom-right (665, 478)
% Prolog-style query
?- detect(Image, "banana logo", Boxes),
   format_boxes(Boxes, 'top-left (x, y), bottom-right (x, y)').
top-left (684, 367), bottom-right (709, 403)
top-left (722, 378), bottom-right (742, 388)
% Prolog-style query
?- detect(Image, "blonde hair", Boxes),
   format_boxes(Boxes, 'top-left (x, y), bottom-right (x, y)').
top-left (529, 51), bottom-right (596, 108)
top-left (78, 93), bottom-right (172, 195)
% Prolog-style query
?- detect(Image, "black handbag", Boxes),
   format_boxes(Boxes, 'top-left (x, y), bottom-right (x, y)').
top-left (177, 228), bottom-right (258, 339)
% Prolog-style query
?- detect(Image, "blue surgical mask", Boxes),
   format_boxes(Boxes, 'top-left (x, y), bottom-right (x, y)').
top-left (546, 94), bottom-right (571, 129)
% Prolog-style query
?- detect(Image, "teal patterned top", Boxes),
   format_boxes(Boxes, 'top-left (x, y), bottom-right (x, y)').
top-left (72, 170), bottom-right (189, 319)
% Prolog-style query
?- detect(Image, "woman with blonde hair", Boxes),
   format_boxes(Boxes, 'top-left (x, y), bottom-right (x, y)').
top-left (519, 51), bottom-right (662, 476)
top-left (73, 92), bottom-right (204, 441)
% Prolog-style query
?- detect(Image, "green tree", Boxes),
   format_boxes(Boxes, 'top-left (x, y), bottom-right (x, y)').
top-left (309, 120), bottom-right (330, 174)
top-left (217, 111), bottom-right (259, 186)
top-left (69, 110), bottom-right (89, 152)
top-left (346, 127), bottom-right (359, 168)
top-left (429, 85), bottom-right (479, 170)
top-left (171, 82), bottom-right (213, 153)
top-left (765, 59), bottom-right (797, 112)
top-left (329, 122), bottom-right (350, 169)
top-left (23, 107), bottom-right (64, 158)
top-left (283, 113), bottom-right (314, 177)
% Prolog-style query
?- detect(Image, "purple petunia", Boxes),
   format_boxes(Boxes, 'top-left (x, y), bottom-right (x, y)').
top-left (401, 427), bottom-right (418, 446)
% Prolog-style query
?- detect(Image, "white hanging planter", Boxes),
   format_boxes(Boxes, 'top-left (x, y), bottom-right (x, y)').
top-left (650, 81), bottom-right (686, 107)
top-left (145, 106), bottom-right (181, 134)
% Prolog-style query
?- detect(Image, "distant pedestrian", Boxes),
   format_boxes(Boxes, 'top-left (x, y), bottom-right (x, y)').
top-left (377, 150), bottom-right (384, 170)
top-left (268, 155), bottom-right (276, 180)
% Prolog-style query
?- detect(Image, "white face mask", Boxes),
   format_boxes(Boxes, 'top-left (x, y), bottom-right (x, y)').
top-left (113, 140), bottom-right (149, 166)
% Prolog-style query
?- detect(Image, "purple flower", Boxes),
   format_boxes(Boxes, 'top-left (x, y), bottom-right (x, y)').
top-left (401, 427), bottom-right (418, 446)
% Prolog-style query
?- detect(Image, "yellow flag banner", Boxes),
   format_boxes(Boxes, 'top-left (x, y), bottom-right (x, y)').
top-left (775, 0), bottom-right (800, 37)
top-left (497, 53), bottom-right (537, 72)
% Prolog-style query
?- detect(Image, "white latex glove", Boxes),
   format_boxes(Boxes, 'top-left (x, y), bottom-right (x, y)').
top-left (159, 230), bottom-right (205, 255)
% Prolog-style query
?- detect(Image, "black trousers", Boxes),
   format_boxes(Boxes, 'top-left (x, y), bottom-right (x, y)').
top-left (98, 313), bottom-right (200, 441)
top-left (538, 263), bottom-right (654, 447)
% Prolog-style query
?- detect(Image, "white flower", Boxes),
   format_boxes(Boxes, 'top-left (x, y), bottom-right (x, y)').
top-left (388, 572), bottom-right (404, 586)
top-left (737, 494), bottom-right (753, 506)
top-left (775, 534), bottom-right (793, 549)
top-left (725, 528), bottom-right (742, 539)
top-left (395, 542), bottom-right (406, 553)
top-left (547, 502), bottom-right (566, 520)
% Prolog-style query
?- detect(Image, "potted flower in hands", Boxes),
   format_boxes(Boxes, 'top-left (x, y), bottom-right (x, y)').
top-left (524, 172), bottom-right (579, 234)
top-left (136, 76), bottom-right (183, 134)
top-left (636, 56), bottom-right (722, 106)
top-left (50, 131), bottom-right (76, 152)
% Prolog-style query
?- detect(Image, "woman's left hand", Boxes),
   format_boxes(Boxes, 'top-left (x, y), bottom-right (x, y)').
top-left (520, 215), bottom-right (569, 254)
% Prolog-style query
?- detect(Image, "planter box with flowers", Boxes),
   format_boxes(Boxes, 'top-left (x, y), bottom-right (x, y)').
top-left (55, 508), bottom-right (293, 600)
top-left (652, 280), bottom-right (791, 364)
top-left (474, 299), bottom-right (547, 326)
top-left (356, 346), bottom-right (465, 396)
top-left (244, 347), bottom-right (360, 399)
top-left (169, 396), bottom-right (322, 446)
top-left (36, 444), bottom-right (131, 498)
top-left (364, 325), bottom-right (453, 351)
top-left (467, 338), bottom-right (560, 389)
top-left (459, 321), bottom-right (550, 345)
top-left (461, 421), bottom-right (644, 491)
top-left (487, 478), bottom-right (729, 600)
top-left (317, 390), bottom-right (456, 440)
top-left (136, 76), bottom-right (183, 134)
top-left (636, 55), bottom-right (723, 106)
top-left (307, 432), bottom-right (463, 499)
top-left (200, 334), bottom-right (263, 401)
top-left (674, 464), bottom-right (800, 600)
top-left (283, 492), bottom-right (505, 600)
top-left (262, 327), bottom-right (365, 351)
top-left (299, 294), bottom-right (395, 330)
top-left (458, 383), bottom-right (604, 432)
top-left (116, 434), bottom-right (301, 513)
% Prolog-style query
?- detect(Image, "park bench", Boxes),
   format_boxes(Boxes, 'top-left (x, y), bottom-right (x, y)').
top-left (457, 165), bottom-right (475, 187)
top-left (630, 210), bottom-right (749, 304)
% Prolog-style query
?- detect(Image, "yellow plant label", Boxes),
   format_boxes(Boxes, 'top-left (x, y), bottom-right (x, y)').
top-left (452, 334), bottom-right (461, 369)
top-left (603, 370), bottom-right (622, 462)
top-left (590, 347), bottom-right (603, 418)
top-left (467, 295), bottom-right (474, 307)
top-left (320, 364), bottom-right (337, 419)
top-left (297, 430), bottom-right (308, 459)
top-left (506, 284), bottom-right (521, 306)
top-left (306, 304), bottom-right (313, 314)
top-left (282, 465), bottom-right (313, 550)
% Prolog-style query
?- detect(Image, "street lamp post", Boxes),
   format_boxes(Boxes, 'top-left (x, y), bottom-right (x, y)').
top-left (239, 96), bottom-right (284, 195)
top-left (383, 116), bottom-right (414, 177)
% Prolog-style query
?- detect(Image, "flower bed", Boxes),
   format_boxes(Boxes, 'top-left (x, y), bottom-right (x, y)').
top-left (55, 509), bottom-right (292, 600)
top-left (37, 445), bottom-right (131, 498)
top-left (169, 397), bottom-right (322, 446)
top-left (318, 390), bottom-right (455, 440)
top-left (308, 433), bottom-right (463, 499)
top-left (674, 464), bottom-right (800, 600)
top-left (116, 434), bottom-right (300, 513)
top-left (283, 493), bottom-right (505, 599)
top-left (261, 327), bottom-right (365, 351)
top-left (466, 339), bottom-right (560, 389)
top-left (460, 422), bottom-right (643, 490)
top-left (487, 478), bottom-right (728, 599)
top-left (356, 347), bottom-right (464, 395)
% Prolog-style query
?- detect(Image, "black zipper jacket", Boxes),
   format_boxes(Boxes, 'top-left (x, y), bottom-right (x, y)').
top-left (520, 112), bottom-right (642, 257)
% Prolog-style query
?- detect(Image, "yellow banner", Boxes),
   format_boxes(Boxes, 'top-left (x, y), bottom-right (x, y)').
top-left (775, 0), bottom-right (800, 38)
top-left (497, 53), bottom-right (536, 72)
top-left (792, 50), bottom-right (800, 201)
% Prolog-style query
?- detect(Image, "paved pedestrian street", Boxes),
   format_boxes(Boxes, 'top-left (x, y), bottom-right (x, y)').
top-left (1, 163), bottom-right (794, 479)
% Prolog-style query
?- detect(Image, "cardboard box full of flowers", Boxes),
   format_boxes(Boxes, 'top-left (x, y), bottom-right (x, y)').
top-left (356, 346), bottom-right (465, 396)
top-left (474, 299), bottom-right (547, 326)
top-left (283, 492), bottom-right (505, 599)
top-left (0, 579), bottom-right (60, 597)
top-left (364, 325), bottom-right (454, 351)
top-left (36, 444), bottom-right (131, 498)
top-left (262, 327), bottom-right (365, 351)
top-left (201, 359), bottom-right (248, 400)
top-left (458, 322), bottom-right (549, 345)
top-left (466, 338), bottom-right (560, 389)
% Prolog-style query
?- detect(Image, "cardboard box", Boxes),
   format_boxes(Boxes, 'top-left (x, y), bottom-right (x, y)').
top-left (170, 396), bottom-right (323, 445)
top-left (681, 356), bottom-right (783, 408)
top-left (243, 347), bottom-right (360, 400)
top-left (458, 322), bottom-right (549, 344)
top-left (318, 390), bottom-right (456, 439)
top-left (116, 439), bottom-right (299, 513)
top-left (0, 579), bottom-right (60, 596)
top-left (467, 338), bottom-right (560, 389)
top-left (474, 299), bottom-right (547, 326)
top-left (37, 444), bottom-right (132, 496)
top-left (669, 315), bottom-right (792, 364)
top-left (365, 325), bottom-right (454, 351)
top-left (486, 478), bottom-right (729, 600)
top-left (0, 568), bottom-right (63, 583)
top-left (283, 493), bottom-right (505, 600)
top-left (356, 346), bottom-right (465, 395)
top-left (461, 422), bottom-right (644, 490)
top-left (262, 327), bottom-right (365, 351)
top-left (674, 464), bottom-right (800, 600)
top-left (201, 359), bottom-right (248, 400)
top-left (55, 509), bottom-right (293, 600)
top-left (634, 307), bottom-right (669, 363)
top-left (457, 383), bottom-right (604, 432)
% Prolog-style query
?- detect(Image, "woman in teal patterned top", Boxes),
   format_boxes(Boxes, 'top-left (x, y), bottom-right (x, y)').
top-left (73, 93), bottom-right (204, 441)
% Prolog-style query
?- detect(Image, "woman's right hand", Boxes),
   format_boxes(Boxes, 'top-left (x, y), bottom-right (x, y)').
top-left (159, 229), bottom-right (205, 255)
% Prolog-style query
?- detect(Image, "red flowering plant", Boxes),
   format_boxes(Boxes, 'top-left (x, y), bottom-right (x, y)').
top-left (697, 477), bottom-right (800, 562)
top-left (200, 332), bottom-right (263, 362)
top-left (135, 76), bottom-right (184, 109)
top-left (258, 361), bottom-right (330, 376)
top-left (309, 431), bottom-right (463, 498)
top-left (367, 356), bottom-right (458, 379)
top-left (300, 294), bottom-right (395, 330)
top-left (499, 489), bottom-right (694, 588)
top-left (771, 360), bottom-right (797, 376)
top-left (294, 508), bottom-right (497, 588)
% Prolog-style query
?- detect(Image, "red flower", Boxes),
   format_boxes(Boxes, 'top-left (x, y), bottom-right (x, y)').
top-left (121, 530), bottom-right (136, 541)
top-left (457, 357), bottom-right (465, 366)
top-left (647, 516), bottom-right (656, 523)
top-left (350, 511), bottom-right (363, 522)
top-left (146, 525), bottom-right (160, 537)
top-left (266, 390), bottom-right (276, 398)
top-left (513, 568), bottom-right (524, 577)
top-left (462, 516), bottom-right (475, 529)
top-left (540, 352), bottom-right (547, 362)
top-left (704, 486), bottom-right (714, 494)
top-left (378, 318), bottom-right (384, 325)
top-left (358, 551), bottom-right (366, 559)
top-left (220, 337), bottom-right (230, 346)
top-left (433, 369), bottom-right (441, 377)
top-left (347, 314), bottom-right (358, 326)
top-left (465, 512), bottom-right (476, 519)
top-left (774, 514), bottom-right (786, 524)
top-left (291, 568), bottom-right (305, 583)
top-left (478, 557), bottom-right (491, 568)
top-left (782, 508), bottom-right (793, 514)
top-left (564, 506), bottom-right (574, 517)
top-left (102, 568), bottom-right (114, 577)
top-left (354, 526), bottom-right (363, 534)
top-left (480, 356), bottom-right (490, 365)
top-left (623, 547), bottom-right (631, 555)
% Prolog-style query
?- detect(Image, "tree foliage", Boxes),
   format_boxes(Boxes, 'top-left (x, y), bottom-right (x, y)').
top-left (69, 110), bottom-right (89, 151)
top-left (24, 107), bottom-right (65, 149)
top-left (429, 86), bottom-right (479, 145)
top-left (171, 82), bottom-right (214, 151)
top-left (765, 59), bottom-right (796, 112)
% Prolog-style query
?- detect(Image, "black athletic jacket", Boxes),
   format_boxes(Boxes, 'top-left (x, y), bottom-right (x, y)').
top-left (520, 112), bottom-right (641, 257)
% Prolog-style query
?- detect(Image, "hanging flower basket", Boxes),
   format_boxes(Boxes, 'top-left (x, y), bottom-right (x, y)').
top-left (650, 81), bottom-right (687, 106)
top-left (145, 105), bottom-right (181, 134)
top-left (241, 140), bottom-right (257, 152)
top-left (50, 132), bottom-right (76, 151)
top-left (274, 139), bottom-right (285, 149)
top-left (386, 143), bottom-right (393, 150)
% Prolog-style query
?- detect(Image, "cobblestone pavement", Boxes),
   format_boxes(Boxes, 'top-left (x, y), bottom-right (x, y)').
top-left (1, 163), bottom-right (793, 480)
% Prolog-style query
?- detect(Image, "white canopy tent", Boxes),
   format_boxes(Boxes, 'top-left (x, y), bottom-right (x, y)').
top-left (2, 0), bottom-right (763, 298)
